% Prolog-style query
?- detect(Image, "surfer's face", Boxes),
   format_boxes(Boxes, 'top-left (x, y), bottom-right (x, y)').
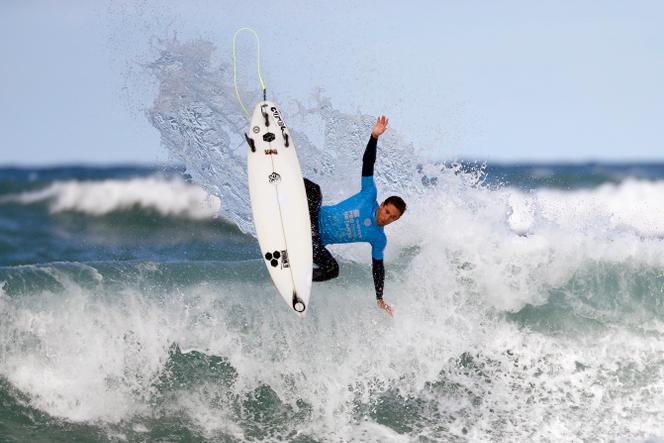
top-left (376, 202), bottom-right (402, 226)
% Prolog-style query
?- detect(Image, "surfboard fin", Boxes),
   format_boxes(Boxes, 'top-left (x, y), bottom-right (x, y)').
top-left (244, 133), bottom-right (256, 152)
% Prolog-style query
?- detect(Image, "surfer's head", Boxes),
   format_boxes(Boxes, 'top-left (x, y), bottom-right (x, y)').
top-left (376, 196), bottom-right (406, 226)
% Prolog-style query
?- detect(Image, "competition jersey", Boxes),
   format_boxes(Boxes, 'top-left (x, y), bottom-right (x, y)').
top-left (319, 175), bottom-right (387, 260)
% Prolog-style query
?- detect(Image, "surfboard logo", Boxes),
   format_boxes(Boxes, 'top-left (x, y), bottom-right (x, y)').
top-left (270, 107), bottom-right (286, 129)
top-left (270, 107), bottom-right (289, 141)
top-left (264, 149), bottom-right (278, 155)
top-left (268, 172), bottom-right (281, 184)
top-left (265, 250), bottom-right (289, 269)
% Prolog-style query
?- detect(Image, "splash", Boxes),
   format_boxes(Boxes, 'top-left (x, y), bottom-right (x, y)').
top-left (146, 37), bottom-right (426, 235)
top-left (145, 37), bottom-right (664, 314)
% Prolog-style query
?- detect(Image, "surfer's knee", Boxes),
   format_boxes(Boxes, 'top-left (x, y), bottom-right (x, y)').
top-left (312, 260), bottom-right (339, 281)
top-left (328, 261), bottom-right (339, 279)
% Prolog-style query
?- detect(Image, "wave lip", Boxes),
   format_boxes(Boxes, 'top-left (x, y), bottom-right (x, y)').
top-left (1, 177), bottom-right (221, 220)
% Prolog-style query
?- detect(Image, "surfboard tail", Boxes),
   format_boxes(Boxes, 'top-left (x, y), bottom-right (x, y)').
top-left (292, 291), bottom-right (306, 315)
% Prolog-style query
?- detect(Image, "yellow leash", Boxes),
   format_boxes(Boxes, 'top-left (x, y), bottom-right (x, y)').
top-left (232, 27), bottom-right (267, 117)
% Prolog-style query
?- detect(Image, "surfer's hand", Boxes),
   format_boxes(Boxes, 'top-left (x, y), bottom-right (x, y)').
top-left (371, 115), bottom-right (389, 138)
top-left (377, 299), bottom-right (394, 317)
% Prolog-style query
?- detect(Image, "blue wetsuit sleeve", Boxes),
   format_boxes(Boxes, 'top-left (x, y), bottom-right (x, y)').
top-left (372, 259), bottom-right (385, 300)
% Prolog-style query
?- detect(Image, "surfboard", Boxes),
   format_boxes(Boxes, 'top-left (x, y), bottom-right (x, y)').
top-left (245, 101), bottom-right (313, 316)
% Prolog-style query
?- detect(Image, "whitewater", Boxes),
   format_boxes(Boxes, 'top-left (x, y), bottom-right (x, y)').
top-left (1, 37), bottom-right (664, 442)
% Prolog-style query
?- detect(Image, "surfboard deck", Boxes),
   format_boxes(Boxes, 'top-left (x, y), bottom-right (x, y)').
top-left (246, 101), bottom-right (313, 317)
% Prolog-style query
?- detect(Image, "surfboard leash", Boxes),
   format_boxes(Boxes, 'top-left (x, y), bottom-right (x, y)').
top-left (232, 27), bottom-right (267, 117)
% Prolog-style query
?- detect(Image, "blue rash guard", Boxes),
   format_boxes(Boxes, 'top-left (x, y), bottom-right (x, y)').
top-left (319, 176), bottom-right (387, 260)
top-left (306, 135), bottom-right (386, 300)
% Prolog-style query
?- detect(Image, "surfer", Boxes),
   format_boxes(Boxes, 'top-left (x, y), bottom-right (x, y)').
top-left (304, 116), bottom-right (406, 317)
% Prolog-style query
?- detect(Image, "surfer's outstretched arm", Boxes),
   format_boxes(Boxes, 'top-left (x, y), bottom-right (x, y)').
top-left (362, 116), bottom-right (389, 177)
top-left (373, 258), bottom-right (393, 316)
top-left (362, 136), bottom-right (378, 177)
top-left (372, 258), bottom-right (385, 299)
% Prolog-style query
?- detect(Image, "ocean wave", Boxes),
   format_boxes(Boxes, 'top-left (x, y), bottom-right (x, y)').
top-left (0, 176), bottom-right (221, 220)
top-left (1, 260), bottom-right (664, 441)
top-left (383, 173), bottom-right (664, 314)
top-left (507, 178), bottom-right (664, 238)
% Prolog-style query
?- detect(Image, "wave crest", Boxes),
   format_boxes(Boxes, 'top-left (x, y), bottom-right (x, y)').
top-left (2, 177), bottom-right (221, 220)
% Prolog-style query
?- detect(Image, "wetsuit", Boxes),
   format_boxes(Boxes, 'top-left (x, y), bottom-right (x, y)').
top-left (304, 136), bottom-right (386, 300)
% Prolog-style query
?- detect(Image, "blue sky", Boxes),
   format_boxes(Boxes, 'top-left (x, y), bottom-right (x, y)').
top-left (1, 0), bottom-right (663, 165)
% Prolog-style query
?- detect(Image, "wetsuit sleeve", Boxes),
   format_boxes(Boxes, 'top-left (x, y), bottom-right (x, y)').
top-left (372, 259), bottom-right (385, 300)
top-left (362, 136), bottom-right (378, 177)
top-left (361, 136), bottom-right (378, 193)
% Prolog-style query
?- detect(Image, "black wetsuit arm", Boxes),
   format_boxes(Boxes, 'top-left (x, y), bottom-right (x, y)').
top-left (372, 258), bottom-right (385, 300)
top-left (362, 136), bottom-right (378, 177)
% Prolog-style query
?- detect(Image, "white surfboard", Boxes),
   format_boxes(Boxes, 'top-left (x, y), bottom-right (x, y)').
top-left (246, 101), bottom-right (313, 316)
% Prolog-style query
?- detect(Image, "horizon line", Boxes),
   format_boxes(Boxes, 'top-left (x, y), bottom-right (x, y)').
top-left (2, 159), bottom-right (664, 169)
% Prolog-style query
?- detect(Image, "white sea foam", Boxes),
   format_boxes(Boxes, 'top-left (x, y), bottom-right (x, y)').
top-left (2, 177), bottom-right (221, 220)
top-left (533, 178), bottom-right (664, 237)
top-left (1, 259), bottom-right (663, 441)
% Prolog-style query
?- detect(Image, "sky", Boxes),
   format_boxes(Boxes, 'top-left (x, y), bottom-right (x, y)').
top-left (0, 0), bottom-right (663, 165)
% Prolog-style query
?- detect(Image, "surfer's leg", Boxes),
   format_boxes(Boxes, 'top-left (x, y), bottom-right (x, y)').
top-left (312, 245), bottom-right (339, 281)
top-left (304, 178), bottom-right (323, 244)
top-left (304, 178), bottom-right (339, 281)
top-left (304, 178), bottom-right (322, 224)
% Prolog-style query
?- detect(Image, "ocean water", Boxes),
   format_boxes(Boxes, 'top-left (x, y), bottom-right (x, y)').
top-left (2, 39), bottom-right (664, 443)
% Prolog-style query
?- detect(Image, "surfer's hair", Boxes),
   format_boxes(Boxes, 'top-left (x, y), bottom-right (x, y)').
top-left (385, 196), bottom-right (406, 215)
